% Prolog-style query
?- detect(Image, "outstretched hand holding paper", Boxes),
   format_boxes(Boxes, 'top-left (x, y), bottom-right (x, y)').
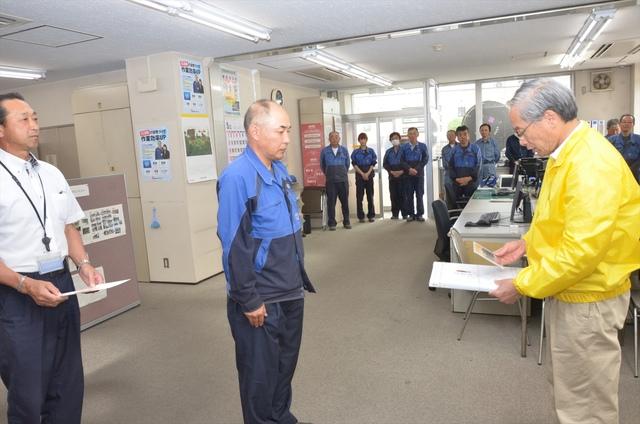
top-left (60, 279), bottom-right (130, 297)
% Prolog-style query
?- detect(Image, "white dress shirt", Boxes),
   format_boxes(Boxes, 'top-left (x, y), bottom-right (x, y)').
top-left (0, 148), bottom-right (85, 272)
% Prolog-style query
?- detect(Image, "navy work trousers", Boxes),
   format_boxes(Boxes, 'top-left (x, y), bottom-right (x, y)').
top-left (355, 176), bottom-right (375, 220)
top-left (0, 269), bottom-right (83, 424)
top-left (404, 175), bottom-right (425, 218)
top-left (388, 176), bottom-right (404, 218)
top-left (325, 181), bottom-right (350, 227)
top-left (227, 298), bottom-right (304, 424)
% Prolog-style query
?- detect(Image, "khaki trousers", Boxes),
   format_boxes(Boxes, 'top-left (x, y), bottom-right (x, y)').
top-left (545, 292), bottom-right (630, 424)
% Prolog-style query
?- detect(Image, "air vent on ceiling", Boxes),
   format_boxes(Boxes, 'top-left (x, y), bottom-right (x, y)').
top-left (294, 67), bottom-right (352, 82)
top-left (510, 51), bottom-right (548, 61)
top-left (590, 43), bottom-right (613, 59)
top-left (0, 13), bottom-right (31, 30)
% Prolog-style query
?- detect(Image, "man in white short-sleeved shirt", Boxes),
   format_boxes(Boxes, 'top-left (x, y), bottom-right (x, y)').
top-left (0, 92), bottom-right (103, 424)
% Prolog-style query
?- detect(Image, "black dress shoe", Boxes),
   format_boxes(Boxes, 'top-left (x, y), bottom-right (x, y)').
top-left (405, 216), bottom-right (414, 222)
top-left (416, 216), bottom-right (425, 222)
top-left (358, 219), bottom-right (365, 223)
top-left (390, 215), bottom-right (399, 220)
top-left (368, 218), bottom-right (375, 222)
top-left (344, 223), bottom-right (352, 229)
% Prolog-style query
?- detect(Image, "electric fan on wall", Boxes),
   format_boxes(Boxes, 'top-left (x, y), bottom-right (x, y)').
top-left (591, 71), bottom-right (613, 91)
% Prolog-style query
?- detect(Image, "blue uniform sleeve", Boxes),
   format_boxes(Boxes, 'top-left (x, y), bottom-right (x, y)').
top-left (474, 145), bottom-right (483, 179)
top-left (217, 174), bottom-right (263, 313)
top-left (383, 149), bottom-right (391, 172)
top-left (448, 150), bottom-right (458, 180)
top-left (493, 139), bottom-right (500, 162)
top-left (421, 144), bottom-right (429, 168)
top-left (612, 137), bottom-right (623, 153)
top-left (371, 148), bottom-right (378, 166)
top-left (350, 149), bottom-right (358, 167)
top-left (320, 148), bottom-right (327, 174)
top-left (342, 147), bottom-right (350, 170)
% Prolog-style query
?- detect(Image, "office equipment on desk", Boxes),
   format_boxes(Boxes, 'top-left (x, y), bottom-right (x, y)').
top-left (465, 211), bottom-right (500, 227)
top-left (510, 181), bottom-right (532, 223)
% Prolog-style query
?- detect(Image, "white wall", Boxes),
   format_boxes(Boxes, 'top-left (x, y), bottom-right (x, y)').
top-left (260, 78), bottom-right (319, 181)
top-left (1, 70), bottom-right (127, 128)
top-left (574, 66), bottom-right (632, 123)
top-left (633, 64), bottom-right (639, 119)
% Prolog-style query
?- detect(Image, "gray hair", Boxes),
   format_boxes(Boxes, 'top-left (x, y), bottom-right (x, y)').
top-left (606, 118), bottom-right (619, 129)
top-left (507, 78), bottom-right (577, 123)
top-left (243, 99), bottom-right (278, 132)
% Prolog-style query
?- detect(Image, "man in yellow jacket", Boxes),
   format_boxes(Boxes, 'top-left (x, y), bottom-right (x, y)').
top-left (490, 78), bottom-right (640, 424)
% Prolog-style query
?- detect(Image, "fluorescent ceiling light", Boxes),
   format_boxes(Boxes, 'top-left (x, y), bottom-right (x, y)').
top-left (559, 8), bottom-right (616, 69)
top-left (303, 51), bottom-right (392, 87)
top-left (0, 65), bottom-right (46, 80)
top-left (126, 0), bottom-right (271, 43)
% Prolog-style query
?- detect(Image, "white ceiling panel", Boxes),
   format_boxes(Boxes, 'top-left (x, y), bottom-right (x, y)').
top-left (0, 0), bottom-right (638, 91)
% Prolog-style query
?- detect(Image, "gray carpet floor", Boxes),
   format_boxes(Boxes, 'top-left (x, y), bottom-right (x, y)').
top-left (1, 218), bottom-right (639, 423)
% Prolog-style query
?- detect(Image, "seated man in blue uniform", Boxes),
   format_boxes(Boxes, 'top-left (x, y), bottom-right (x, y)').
top-left (505, 132), bottom-right (534, 174)
top-left (610, 114), bottom-right (640, 182)
top-left (320, 131), bottom-right (351, 230)
top-left (351, 132), bottom-right (378, 223)
top-left (217, 99), bottom-right (316, 424)
top-left (445, 125), bottom-right (482, 208)
top-left (0, 92), bottom-right (103, 424)
top-left (475, 123), bottom-right (501, 182)
top-left (400, 127), bottom-right (429, 222)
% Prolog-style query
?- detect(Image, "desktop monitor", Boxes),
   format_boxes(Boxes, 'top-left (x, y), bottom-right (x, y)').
top-left (510, 181), bottom-right (532, 223)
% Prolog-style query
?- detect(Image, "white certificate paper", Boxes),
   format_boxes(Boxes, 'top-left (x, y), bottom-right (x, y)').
top-left (60, 279), bottom-right (130, 297)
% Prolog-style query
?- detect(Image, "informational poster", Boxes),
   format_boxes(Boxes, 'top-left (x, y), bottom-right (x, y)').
top-left (182, 116), bottom-right (217, 183)
top-left (180, 59), bottom-right (206, 114)
top-left (222, 68), bottom-right (240, 115)
top-left (225, 118), bottom-right (248, 162)
top-left (301, 123), bottom-right (325, 187)
top-left (74, 204), bottom-right (127, 246)
top-left (72, 266), bottom-right (107, 308)
top-left (137, 127), bottom-right (172, 181)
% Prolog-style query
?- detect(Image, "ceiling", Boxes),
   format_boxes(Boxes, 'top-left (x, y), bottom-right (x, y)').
top-left (0, 0), bottom-right (639, 92)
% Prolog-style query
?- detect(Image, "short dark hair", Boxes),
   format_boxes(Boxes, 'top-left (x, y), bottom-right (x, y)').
top-left (0, 92), bottom-right (25, 126)
top-left (479, 123), bottom-right (491, 131)
top-left (407, 127), bottom-right (418, 133)
top-left (357, 132), bottom-right (368, 141)
top-left (389, 131), bottom-right (401, 140)
top-left (620, 114), bottom-right (635, 124)
top-left (455, 125), bottom-right (469, 134)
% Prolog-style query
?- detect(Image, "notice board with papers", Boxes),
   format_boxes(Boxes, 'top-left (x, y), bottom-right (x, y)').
top-left (67, 174), bottom-right (141, 330)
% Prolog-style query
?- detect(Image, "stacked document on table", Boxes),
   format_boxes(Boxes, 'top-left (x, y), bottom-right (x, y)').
top-left (428, 262), bottom-right (522, 292)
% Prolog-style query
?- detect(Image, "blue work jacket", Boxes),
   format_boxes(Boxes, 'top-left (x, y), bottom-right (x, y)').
top-left (217, 147), bottom-right (315, 313)
top-left (448, 143), bottom-right (482, 181)
top-left (383, 146), bottom-right (404, 175)
top-left (400, 142), bottom-right (429, 177)
top-left (351, 147), bottom-right (377, 175)
top-left (320, 145), bottom-right (350, 183)
top-left (475, 137), bottom-right (501, 164)
top-left (610, 133), bottom-right (640, 165)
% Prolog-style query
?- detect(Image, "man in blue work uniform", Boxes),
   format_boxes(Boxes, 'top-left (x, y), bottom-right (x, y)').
top-left (383, 131), bottom-right (405, 219)
top-left (320, 131), bottom-right (351, 230)
top-left (217, 100), bottom-right (316, 424)
top-left (610, 114), bottom-right (640, 182)
top-left (475, 123), bottom-right (500, 182)
top-left (445, 125), bottom-right (482, 208)
top-left (505, 132), bottom-right (534, 174)
top-left (351, 132), bottom-right (377, 223)
top-left (0, 93), bottom-right (103, 423)
top-left (400, 127), bottom-right (429, 221)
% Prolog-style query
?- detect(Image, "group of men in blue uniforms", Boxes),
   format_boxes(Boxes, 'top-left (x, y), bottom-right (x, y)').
top-left (321, 126), bottom-right (430, 227)
top-left (607, 114), bottom-right (640, 182)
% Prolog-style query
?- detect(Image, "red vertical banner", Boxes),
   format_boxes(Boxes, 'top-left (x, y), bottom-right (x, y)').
top-left (300, 123), bottom-right (326, 187)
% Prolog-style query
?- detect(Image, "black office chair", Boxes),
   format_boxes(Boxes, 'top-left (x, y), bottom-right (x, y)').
top-left (431, 199), bottom-right (461, 262)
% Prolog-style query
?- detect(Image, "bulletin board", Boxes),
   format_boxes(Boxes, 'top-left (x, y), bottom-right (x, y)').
top-left (67, 174), bottom-right (141, 330)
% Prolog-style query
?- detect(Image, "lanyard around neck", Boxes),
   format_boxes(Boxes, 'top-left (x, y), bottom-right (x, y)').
top-left (0, 159), bottom-right (51, 251)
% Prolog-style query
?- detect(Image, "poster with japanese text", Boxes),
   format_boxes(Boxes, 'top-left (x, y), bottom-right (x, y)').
top-left (137, 127), bottom-right (171, 182)
top-left (181, 116), bottom-right (217, 183)
top-left (225, 118), bottom-right (247, 162)
top-left (180, 59), bottom-right (206, 114)
top-left (301, 123), bottom-right (325, 187)
top-left (221, 68), bottom-right (240, 115)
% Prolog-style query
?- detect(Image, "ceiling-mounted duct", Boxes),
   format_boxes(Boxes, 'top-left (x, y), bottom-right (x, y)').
top-left (590, 43), bottom-right (614, 59)
top-left (628, 44), bottom-right (640, 55)
top-left (0, 13), bottom-right (30, 30)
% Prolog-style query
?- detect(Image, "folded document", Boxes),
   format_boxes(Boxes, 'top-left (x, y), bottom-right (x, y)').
top-left (428, 262), bottom-right (521, 292)
top-left (60, 279), bottom-right (130, 297)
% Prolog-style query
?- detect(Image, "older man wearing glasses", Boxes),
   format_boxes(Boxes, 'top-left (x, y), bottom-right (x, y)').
top-left (610, 114), bottom-right (640, 181)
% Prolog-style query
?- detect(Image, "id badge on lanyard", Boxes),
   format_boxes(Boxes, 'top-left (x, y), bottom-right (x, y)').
top-left (37, 251), bottom-right (64, 274)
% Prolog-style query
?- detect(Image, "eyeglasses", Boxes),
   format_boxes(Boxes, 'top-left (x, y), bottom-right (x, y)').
top-left (515, 121), bottom-right (535, 139)
top-left (620, 120), bottom-right (634, 124)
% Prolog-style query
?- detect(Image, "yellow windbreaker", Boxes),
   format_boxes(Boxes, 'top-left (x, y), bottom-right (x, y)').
top-left (514, 122), bottom-right (640, 302)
